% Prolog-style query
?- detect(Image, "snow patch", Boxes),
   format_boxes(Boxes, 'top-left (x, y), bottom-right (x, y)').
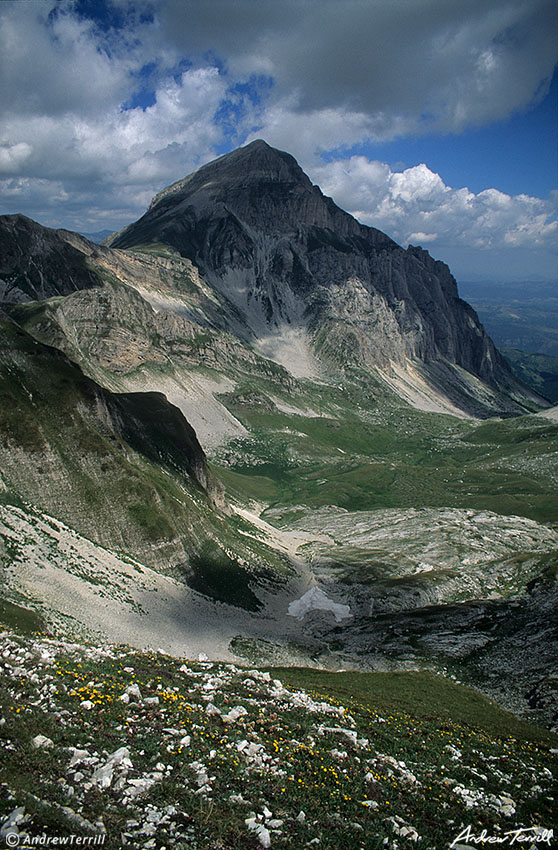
top-left (288, 587), bottom-right (351, 622)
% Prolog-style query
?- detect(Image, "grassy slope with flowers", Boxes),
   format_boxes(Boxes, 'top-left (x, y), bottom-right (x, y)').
top-left (0, 625), bottom-right (556, 850)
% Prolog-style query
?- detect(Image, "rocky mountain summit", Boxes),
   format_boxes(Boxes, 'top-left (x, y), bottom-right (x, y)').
top-left (0, 214), bottom-right (101, 303)
top-left (108, 140), bottom-right (541, 417)
top-left (0, 142), bottom-right (545, 417)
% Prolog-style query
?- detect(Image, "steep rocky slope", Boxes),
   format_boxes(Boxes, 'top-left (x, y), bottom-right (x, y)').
top-left (0, 316), bottom-right (286, 585)
top-left (0, 215), bottom-right (103, 302)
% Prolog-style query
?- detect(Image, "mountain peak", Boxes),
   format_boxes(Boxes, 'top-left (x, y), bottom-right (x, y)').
top-left (111, 140), bottom-right (378, 254)
top-left (207, 137), bottom-right (309, 183)
top-left (237, 138), bottom-right (273, 154)
top-left (148, 139), bottom-right (310, 212)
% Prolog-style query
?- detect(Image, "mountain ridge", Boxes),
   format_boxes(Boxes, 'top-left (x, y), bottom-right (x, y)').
top-left (0, 141), bottom-right (547, 417)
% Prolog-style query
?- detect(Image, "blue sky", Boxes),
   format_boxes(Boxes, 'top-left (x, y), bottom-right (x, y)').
top-left (0, 0), bottom-right (556, 281)
top-left (354, 70), bottom-right (558, 200)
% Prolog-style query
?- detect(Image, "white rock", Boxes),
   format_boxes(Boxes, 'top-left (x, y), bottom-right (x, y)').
top-left (144, 697), bottom-right (159, 706)
top-left (107, 746), bottom-right (131, 767)
top-left (126, 777), bottom-right (156, 798)
top-left (330, 748), bottom-right (348, 759)
top-left (126, 683), bottom-right (142, 702)
top-left (247, 821), bottom-right (271, 848)
top-left (142, 823), bottom-right (157, 836)
top-left (499, 795), bottom-right (514, 806)
top-left (202, 677), bottom-right (223, 690)
top-left (444, 744), bottom-right (462, 760)
top-left (91, 764), bottom-right (113, 789)
top-left (68, 748), bottom-right (90, 766)
top-left (317, 725), bottom-right (357, 745)
top-left (79, 700), bottom-right (94, 710)
top-left (223, 705), bottom-right (248, 723)
top-left (0, 806), bottom-right (28, 839)
top-left (32, 734), bottom-right (53, 749)
top-left (400, 825), bottom-right (420, 841)
top-left (500, 804), bottom-right (515, 817)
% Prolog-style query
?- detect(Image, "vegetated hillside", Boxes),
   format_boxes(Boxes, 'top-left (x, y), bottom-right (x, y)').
top-left (214, 383), bottom-right (558, 526)
top-left (0, 627), bottom-right (556, 850)
top-left (0, 316), bottom-right (284, 587)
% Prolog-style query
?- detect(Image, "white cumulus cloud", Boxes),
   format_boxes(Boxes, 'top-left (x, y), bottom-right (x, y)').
top-left (311, 157), bottom-right (558, 253)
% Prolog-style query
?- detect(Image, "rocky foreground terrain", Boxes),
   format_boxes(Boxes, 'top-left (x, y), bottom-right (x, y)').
top-left (0, 628), bottom-right (556, 849)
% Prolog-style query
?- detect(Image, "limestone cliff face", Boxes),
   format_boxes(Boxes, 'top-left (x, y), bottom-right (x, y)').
top-left (108, 140), bottom-right (536, 414)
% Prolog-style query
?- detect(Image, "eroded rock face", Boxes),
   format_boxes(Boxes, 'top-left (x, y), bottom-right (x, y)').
top-left (107, 140), bottom-right (532, 415)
